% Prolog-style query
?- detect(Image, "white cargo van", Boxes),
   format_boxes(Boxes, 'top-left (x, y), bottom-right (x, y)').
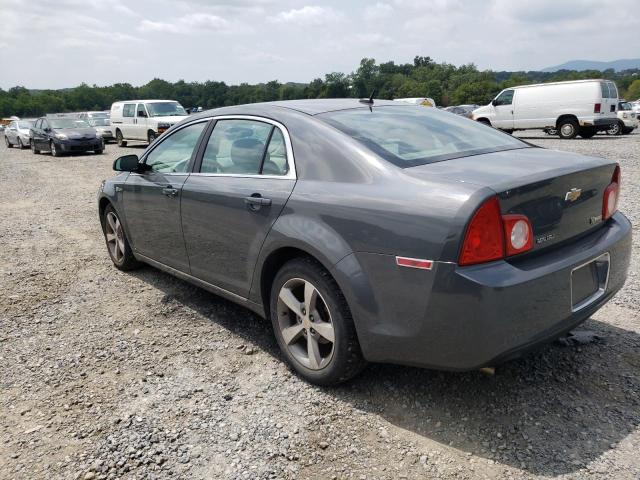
top-left (110, 100), bottom-right (188, 146)
top-left (472, 79), bottom-right (618, 139)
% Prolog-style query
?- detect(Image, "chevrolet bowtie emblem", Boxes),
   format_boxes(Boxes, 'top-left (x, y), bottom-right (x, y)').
top-left (564, 188), bottom-right (582, 202)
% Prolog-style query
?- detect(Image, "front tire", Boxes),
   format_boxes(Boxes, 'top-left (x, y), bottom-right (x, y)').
top-left (30, 139), bottom-right (40, 154)
top-left (116, 130), bottom-right (127, 147)
top-left (17, 138), bottom-right (24, 149)
top-left (270, 257), bottom-right (366, 385)
top-left (50, 141), bottom-right (61, 157)
top-left (557, 118), bottom-right (579, 139)
top-left (102, 205), bottom-right (140, 271)
top-left (4, 135), bottom-right (10, 148)
top-left (147, 131), bottom-right (157, 144)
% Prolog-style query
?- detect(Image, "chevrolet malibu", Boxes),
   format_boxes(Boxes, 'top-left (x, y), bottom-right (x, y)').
top-left (97, 99), bottom-right (631, 385)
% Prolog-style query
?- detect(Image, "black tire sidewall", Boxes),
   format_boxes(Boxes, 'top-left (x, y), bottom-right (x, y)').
top-left (558, 119), bottom-right (578, 139)
top-left (270, 258), bottom-right (364, 385)
top-left (102, 205), bottom-right (138, 271)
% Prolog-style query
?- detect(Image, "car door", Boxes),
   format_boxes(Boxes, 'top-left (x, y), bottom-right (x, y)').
top-left (123, 120), bottom-right (209, 272)
top-left (180, 117), bottom-right (296, 298)
top-left (136, 103), bottom-right (149, 140)
top-left (6, 121), bottom-right (16, 144)
top-left (491, 89), bottom-right (515, 129)
top-left (38, 119), bottom-right (51, 149)
top-left (121, 103), bottom-right (136, 138)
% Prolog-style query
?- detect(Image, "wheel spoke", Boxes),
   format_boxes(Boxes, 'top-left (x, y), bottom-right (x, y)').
top-left (106, 233), bottom-right (116, 242)
top-left (304, 281), bottom-right (318, 313)
top-left (106, 214), bottom-right (116, 233)
top-left (279, 287), bottom-right (303, 317)
top-left (281, 324), bottom-right (304, 345)
top-left (117, 238), bottom-right (125, 256)
top-left (312, 321), bottom-right (335, 343)
top-left (307, 334), bottom-right (322, 369)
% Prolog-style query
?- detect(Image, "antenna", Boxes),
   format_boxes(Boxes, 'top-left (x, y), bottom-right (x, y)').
top-left (359, 90), bottom-right (376, 111)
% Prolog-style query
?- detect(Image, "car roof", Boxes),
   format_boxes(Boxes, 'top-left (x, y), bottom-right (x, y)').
top-left (191, 98), bottom-right (403, 118)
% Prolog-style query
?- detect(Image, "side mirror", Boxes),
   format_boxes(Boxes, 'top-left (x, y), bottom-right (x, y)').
top-left (113, 154), bottom-right (140, 172)
top-left (491, 99), bottom-right (498, 107)
top-left (44, 127), bottom-right (51, 132)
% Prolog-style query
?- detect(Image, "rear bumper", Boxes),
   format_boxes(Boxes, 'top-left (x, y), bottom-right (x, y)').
top-left (334, 212), bottom-right (632, 370)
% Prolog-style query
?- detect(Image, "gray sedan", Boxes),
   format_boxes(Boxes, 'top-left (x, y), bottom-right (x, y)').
top-left (98, 99), bottom-right (631, 385)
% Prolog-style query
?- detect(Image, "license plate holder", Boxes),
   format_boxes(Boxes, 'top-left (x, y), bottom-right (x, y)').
top-left (571, 252), bottom-right (610, 312)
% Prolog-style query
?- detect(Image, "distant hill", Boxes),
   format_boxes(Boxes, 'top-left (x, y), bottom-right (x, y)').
top-left (542, 58), bottom-right (640, 72)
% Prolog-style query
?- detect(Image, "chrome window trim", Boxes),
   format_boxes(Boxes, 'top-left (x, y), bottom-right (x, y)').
top-left (192, 115), bottom-right (297, 180)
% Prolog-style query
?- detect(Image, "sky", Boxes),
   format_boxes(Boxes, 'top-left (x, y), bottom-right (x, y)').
top-left (0, 0), bottom-right (638, 90)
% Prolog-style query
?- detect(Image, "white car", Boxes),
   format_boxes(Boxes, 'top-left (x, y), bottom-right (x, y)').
top-left (3, 120), bottom-right (34, 149)
top-left (110, 100), bottom-right (188, 146)
top-left (393, 97), bottom-right (436, 107)
top-left (472, 79), bottom-right (618, 139)
top-left (607, 101), bottom-right (638, 135)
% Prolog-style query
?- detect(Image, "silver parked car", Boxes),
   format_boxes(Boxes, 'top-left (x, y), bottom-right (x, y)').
top-left (4, 120), bottom-right (34, 149)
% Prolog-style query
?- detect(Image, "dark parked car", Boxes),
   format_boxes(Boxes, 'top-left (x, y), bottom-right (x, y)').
top-left (98, 99), bottom-right (631, 385)
top-left (30, 117), bottom-right (104, 156)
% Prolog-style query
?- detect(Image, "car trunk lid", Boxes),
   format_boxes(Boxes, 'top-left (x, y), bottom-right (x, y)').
top-left (404, 147), bottom-right (617, 254)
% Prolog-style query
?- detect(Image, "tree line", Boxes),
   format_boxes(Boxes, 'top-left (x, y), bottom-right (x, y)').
top-left (2, 56), bottom-right (640, 118)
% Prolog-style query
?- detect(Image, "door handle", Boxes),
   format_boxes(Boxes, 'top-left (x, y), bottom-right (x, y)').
top-left (162, 186), bottom-right (178, 197)
top-left (244, 195), bottom-right (272, 208)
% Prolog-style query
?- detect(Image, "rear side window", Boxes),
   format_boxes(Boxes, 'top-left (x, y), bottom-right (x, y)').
top-left (319, 106), bottom-right (528, 167)
top-left (201, 119), bottom-right (273, 175)
top-left (600, 82), bottom-right (618, 98)
top-left (123, 104), bottom-right (136, 117)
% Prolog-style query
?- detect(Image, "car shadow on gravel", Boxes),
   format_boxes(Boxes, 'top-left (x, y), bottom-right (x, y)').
top-left (130, 265), bottom-right (640, 477)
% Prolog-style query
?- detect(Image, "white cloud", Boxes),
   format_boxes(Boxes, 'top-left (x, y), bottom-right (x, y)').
top-left (138, 12), bottom-right (247, 34)
top-left (364, 3), bottom-right (394, 22)
top-left (268, 6), bottom-right (343, 26)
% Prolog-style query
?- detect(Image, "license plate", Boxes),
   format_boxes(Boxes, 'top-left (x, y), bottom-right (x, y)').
top-left (571, 253), bottom-right (610, 312)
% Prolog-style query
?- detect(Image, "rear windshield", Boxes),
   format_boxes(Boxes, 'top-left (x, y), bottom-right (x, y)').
top-left (318, 106), bottom-right (529, 167)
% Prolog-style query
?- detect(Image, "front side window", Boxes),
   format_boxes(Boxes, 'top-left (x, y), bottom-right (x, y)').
top-left (201, 119), bottom-right (273, 174)
top-left (319, 106), bottom-right (528, 167)
top-left (35, 119), bottom-right (42, 129)
top-left (494, 89), bottom-right (514, 106)
top-left (123, 104), bottom-right (136, 117)
top-left (144, 122), bottom-right (206, 173)
top-left (137, 104), bottom-right (148, 118)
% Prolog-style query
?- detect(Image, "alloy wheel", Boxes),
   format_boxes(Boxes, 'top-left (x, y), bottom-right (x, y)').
top-left (51, 142), bottom-right (57, 156)
top-left (105, 212), bottom-right (125, 263)
top-left (276, 278), bottom-right (335, 370)
top-left (607, 123), bottom-right (621, 135)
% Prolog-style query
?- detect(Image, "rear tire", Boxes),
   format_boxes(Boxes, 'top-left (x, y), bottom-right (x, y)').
top-left (557, 118), bottom-right (579, 139)
top-left (116, 130), bottom-right (127, 147)
top-left (270, 257), bottom-right (366, 386)
top-left (95, 149), bottom-right (104, 154)
top-left (607, 121), bottom-right (623, 136)
top-left (102, 205), bottom-right (140, 271)
top-left (578, 127), bottom-right (596, 139)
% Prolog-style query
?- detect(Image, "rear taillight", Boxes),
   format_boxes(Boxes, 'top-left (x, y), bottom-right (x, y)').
top-left (602, 165), bottom-right (621, 220)
top-left (459, 197), bottom-right (534, 266)
top-left (502, 215), bottom-right (533, 256)
top-left (594, 103), bottom-right (601, 113)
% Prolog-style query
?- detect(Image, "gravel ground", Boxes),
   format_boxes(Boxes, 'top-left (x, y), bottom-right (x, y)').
top-left (1, 130), bottom-right (639, 480)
